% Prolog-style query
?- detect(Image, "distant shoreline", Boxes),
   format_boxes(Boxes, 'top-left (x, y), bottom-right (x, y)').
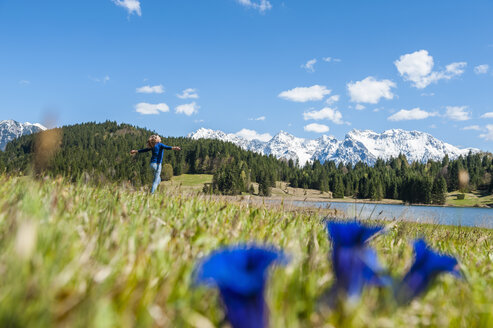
top-left (239, 194), bottom-right (492, 209)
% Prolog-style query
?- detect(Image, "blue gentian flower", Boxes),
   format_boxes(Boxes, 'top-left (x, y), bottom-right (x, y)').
top-left (327, 221), bottom-right (389, 300)
top-left (194, 245), bottom-right (287, 328)
top-left (396, 239), bottom-right (460, 304)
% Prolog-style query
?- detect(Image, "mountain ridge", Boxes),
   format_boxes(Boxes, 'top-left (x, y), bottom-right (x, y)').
top-left (188, 127), bottom-right (479, 165)
top-left (0, 119), bottom-right (47, 151)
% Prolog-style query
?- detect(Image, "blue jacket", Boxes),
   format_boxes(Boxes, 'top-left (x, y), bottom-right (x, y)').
top-left (138, 142), bottom-right (172, 164)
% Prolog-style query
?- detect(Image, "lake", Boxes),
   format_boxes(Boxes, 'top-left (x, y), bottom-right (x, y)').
top-left (284, 200), bottom-right (493, 229)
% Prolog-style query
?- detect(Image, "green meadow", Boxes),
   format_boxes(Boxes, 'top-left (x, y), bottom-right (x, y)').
top-left (1, 174), bottom-right (493, 327)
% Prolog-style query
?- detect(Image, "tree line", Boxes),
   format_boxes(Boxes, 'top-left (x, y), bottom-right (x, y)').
top-left (1, 121), bottom-right (492, 204)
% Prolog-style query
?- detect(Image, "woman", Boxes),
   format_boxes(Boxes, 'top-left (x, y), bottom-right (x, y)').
top-left (130, 135), bottom-right (181, 194)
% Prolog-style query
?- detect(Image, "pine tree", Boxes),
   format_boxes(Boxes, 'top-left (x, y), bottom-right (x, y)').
top-left (431, 177), bottom-right (447, 205)
top-left (333, 175), bottom-right (345, 198)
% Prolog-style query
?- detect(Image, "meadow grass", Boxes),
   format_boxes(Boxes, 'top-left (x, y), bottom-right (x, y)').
top-left (1, 174), bottom-right (493, 327)
top-left (166, 174), bottom-right (213, 187)
top-left (446, 191), bottom-right (493, 207)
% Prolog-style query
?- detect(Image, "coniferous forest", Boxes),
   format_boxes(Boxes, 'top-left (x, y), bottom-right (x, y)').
top-left (1, 121), bottom-right (492, 204)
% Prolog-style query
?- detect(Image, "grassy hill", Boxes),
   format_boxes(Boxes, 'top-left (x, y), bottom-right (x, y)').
top-left (0, 121), bottom-right (292, 188)
top-left (1, 174), bottom-right (492, 327)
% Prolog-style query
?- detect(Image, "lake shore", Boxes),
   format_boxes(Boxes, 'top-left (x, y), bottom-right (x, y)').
top-left (163, 174), bottom-right (493, 209)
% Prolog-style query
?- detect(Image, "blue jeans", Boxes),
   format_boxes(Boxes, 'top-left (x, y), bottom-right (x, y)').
top-left (150, 162), bottom-right (162, 194)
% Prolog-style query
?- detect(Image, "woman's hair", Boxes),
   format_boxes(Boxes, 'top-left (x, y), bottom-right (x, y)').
top-left (147, 135), bottom-right (162, 148)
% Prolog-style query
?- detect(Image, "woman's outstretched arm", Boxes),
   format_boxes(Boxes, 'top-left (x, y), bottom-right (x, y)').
top-left (130, 148), bottom-right (151, 155)
top-left (158, 143), bottom-right (181, 151)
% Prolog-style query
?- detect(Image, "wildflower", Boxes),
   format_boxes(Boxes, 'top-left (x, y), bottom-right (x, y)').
top-left (395, 239), bottom-right (460, 304)
top-left (327, 221), bottom-right (389, 300)
top-left (194, 245), bottom-right (286, 328)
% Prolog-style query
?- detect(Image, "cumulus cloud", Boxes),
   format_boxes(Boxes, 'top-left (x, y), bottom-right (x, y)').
top-left (387, 108), bottom-right (437, 121)
top-left (481, 112), bottom-right (493, 118)
top-left (135, 102), bottom-right (169, 115)
top-left (303, 107), bottom-right (343, 124)
top-left (474, 64), bottom-right (489, 74)
top-left (347, 77), bottom-right (395, 104)
top-left (445, 106), bottom-right (471, 121)
top-left (249, 116), bottom-right (266, 121)
top-left (355, 104), bottom-right (366, 110)
top-left (480, 125), bottom-right (493, 141)
top-left (177, 88), bottom-right (199, 99)
top-left (175, 102), bottom-right (199, 116)
top-left (236, 0), bottom-right (272, 13)
top-left (304, 123), bottom-right (329, 133)
top-left (112, 0), bottom-right (141, 16)
top-left (394, 50), bottom-right (466, 88)
top-left (136, 85), bottom-right (164, 94)
top-left (235, 128), bottom-right (272, 142)
top-left (446, 62), bottom-right (466, 75)
top-left (301, 58), bottom-right (317, 72)
top-left (462, 125), bottom-right (481, 131)
top-left (325, 95), bottom-right (340, 105)
top-left (278, 85), bottom-right (331, 102)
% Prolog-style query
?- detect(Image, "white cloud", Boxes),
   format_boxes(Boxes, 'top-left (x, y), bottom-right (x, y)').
top-left (136, 85), bottom-right (164, 94)
top-left (387, 108), bottom-right (437, 121)
top-left (303, 107), bottom-right (343, 124)
top-left (301, 58), bottom-right (317, 72)
top-left (194, 119), bottom-right (205, 123)
top-left (278, 85), bottom-right (331, 102)
top-left (112, 0), bottom-right (141, 16)
top-left (474, 64), bottom-right (490, 74)
top-left (355, 104), bottom-right (366, 110)
top-left (394, 50), bottom-right (466, 88)
top-left (445, 106), bottom-right (471, 121)
top-left (304, 123), bottom-right (329, 133)
top-left (481, 112), bottom-right (493, 118)
top-left (135, 102), bottom-right (169, 115)
top-left (347, 77), bottom-right (395, 104)
top-left (236, 0), bottom-right (272, 13)
top-left (462, 125), bottom-right (481, 131)
top-left (445, 62), bottom-right (466, 75)
top-left (323, 57), bottom-right (341, 62)
top-left (177, 88), bottom-right (199, 99)
top-left (175, 102), bottom-right (199, 116)
top-left (421, 92), bottom-right (435, 97)
top-left (480, 125), bottom-right (493, 141)
top-left (249, 116), bottom-right (266, 121)
top-left (325, 95), bottom-right (340, 105)
top-left (235, 128), bottom-right (272, 142)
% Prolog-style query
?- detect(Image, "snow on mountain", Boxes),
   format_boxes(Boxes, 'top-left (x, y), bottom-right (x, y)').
top-left (188, 127), bottom-right (479, 165)
top-left (0, 119), bottom-right (47, 151)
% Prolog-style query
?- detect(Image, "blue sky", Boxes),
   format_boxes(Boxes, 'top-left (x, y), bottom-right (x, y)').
top-left (1, 0), bottom-right (493, 150)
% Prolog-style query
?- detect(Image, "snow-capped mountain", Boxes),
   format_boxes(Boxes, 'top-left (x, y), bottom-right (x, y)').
top-left (0, 119), bottom-right (47, 151)
top-left (188, 128), bottom-right (479, 165)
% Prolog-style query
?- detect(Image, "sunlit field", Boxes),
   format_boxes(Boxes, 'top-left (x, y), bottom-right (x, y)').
top-left (1, 174), bottom-right (492, 327)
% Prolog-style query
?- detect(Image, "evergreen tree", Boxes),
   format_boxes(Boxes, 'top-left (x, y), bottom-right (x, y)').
top-left (333, 175), bottom-right (344, 198)
top-left (448, 159), bottom-right (462, 191)
top-left (431, 177), bottom-right (447, 205)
